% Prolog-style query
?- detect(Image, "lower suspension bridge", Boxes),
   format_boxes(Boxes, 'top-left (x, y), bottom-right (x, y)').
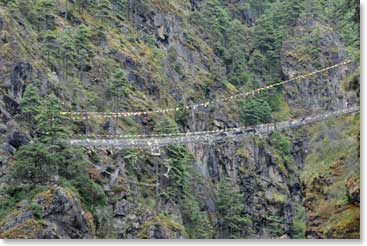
top-left (67, 106), bottom-right (359, 154)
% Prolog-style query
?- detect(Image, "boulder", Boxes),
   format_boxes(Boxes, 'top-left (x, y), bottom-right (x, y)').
top-left (2, 95), bottom-right (20, 116)
top-left (0, 187), bottom-right (95, 239)
top-left (6, 131), bottom-right (31, 149)
top-left (346, 177), bottom-right (360, 206)
top-left (5, 62), bottom-right (32, 99)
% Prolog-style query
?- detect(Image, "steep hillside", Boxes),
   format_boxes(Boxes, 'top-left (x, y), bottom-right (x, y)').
top-left (0, 0), bottom-right (360, 239)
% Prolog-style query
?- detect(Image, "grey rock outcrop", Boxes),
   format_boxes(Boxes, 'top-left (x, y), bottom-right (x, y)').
top-left (0, 187), bottom-right (95, 239)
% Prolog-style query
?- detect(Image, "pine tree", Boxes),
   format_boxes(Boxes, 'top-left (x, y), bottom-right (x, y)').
top-left (96, 0), bottom-right (112, 24)
top-left (108, 68), bottom-right (130, 111)
top-left (75, 25), bottom-right (92, 81)
top-left (216, 177), bottom-right (253, 238)
top-left (239, 98), bottom-right (272, 126)
top-left (58, 29), bottom-right (76, 80)
top-left (34, 0), bottom-right (55, 31)
top-left (20, 84), bottom-right (42, 128)
top-left (182, 194), bottom-right (214, 239)
top-left (37, 94), bottom-right (68, 144)
top-left (41, 30), bottom-right (58, 67)
top-left (75, 24), bottom-right (90, 52)
top-left (10, 142), bottom-right (57, 184)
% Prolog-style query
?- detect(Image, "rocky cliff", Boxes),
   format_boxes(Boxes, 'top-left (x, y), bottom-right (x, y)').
top-left (0, 0), bottom-right (360, 239)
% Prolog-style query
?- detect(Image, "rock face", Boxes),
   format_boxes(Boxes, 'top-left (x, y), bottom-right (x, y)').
top-left (0, 187), bottom-right (95, 239)
top-left (0, 0), bottom-right (359, 239)
top-left (5, 131), bottom-right (31, 150)
top-left (187, 135), bottom-right (301, 238)
top-left (2, 95), bottom-right (20, 116)
top-left (5, 62), bottom-right (32, 99)
top-left (280, 17), bottom-right (356, 115)
top-left (279, 16), bottom-right (360, 239)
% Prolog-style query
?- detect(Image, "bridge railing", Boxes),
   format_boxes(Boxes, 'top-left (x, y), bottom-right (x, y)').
top-left (67, 106), bottom-right (359, 152)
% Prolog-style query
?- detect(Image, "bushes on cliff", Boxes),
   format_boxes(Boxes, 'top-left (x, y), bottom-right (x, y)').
top-left (250, 0), bottom-right (304, 79)
top-left (8, 138), bottom-right (106, 210)
top-left (216, 177), bottom-right (253, 238)
top-left (238, 98), bottom-right (272, 126)
top-left (20, 84), bottom-right (42, 129)
top-left (190, 1), bottom-right (251, 87)
top-left (181, 195), bottom-right (213, 239)
top-left (269, 131), bottom-right (290, 157)
top-left (106, 68), bottom-right (132, 111)
top-left (10, 143), bottom-right (58, 184)
top-left (70, 176), bottom-right (108, 209)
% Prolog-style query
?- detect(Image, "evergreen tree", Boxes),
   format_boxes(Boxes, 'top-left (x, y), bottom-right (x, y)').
top-left (96, 0), bottom-right (112, 24)
top-left (33, 0), bottom-right (55, 31)
top-left (154, 116), bottom-right (177, 134)
top-left (182, 193), bottom-right (214, 239)
top-left (37, 94), bottom-right (68, 143)
top-left (108, 68), bottom-right (131, 110)
top-left (58, 29), bottom-right (76, 80)
top-left (75, 25), bottom-right (92, 80)
top-left (75, 0), bottom-right (89, 15)
top-left (40, 30), bottom-right (58, 68)
top-left (10, 142), bottom-right (57, 184)
top-left (216, 177), bottom-right (253, 238)
top-left (75, 24), bottom-right (91, 52)
top-left (239, 98), bottom-right (272, 126)
top-left (20, 84), bottom-right (42, 128)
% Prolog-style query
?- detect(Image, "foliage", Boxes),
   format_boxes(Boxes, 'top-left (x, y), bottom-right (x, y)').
top-left (0, 185), bottom-right (47, 221)
top-left (290, 204), bottom-right (305, 239)
top-left (190, 0), bottom-right (251, 87)
top-left (181, 196), bottom-right (213, 239)
top-left (36, 94), bottom-right (69, 143)
top-left (265, 214), bottom-right (283, 237)
top-left (20, 84), bottom-right (42, 127)
top-left (9, 142), bottom-right (58, 184)
top-left (0, 0), bottom-right (360, 239)
top-left (216, 177), bottom-right (253, 238)
top-left (106, 68), bottom-right (132, 110)
top-left (238, 98), bottom-right (272, 126)
top-left (269, 132), bottom-right (290, 157)
top-left (250, 0), bottom-right (304, 80)
top-left (153, 116), bottom-right (178, 134)
top-left (29, 202), bottom-right (43, 219)
top-left (71, 175), bottom-right (108, 210)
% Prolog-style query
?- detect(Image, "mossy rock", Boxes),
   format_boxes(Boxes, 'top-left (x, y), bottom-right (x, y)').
top-left (137, 215), bottom-right (187, 239)
top-left (0, 219), bottom-right (44, 239)
top-left (323, 205), bottom-right (360, 239)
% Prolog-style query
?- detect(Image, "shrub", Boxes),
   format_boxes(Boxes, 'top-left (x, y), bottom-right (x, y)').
top-left (238, 98), bottom-right (272, 126)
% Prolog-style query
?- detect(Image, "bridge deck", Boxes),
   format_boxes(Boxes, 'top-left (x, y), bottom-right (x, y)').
top-left (67, 107), bottom-right (359, 149)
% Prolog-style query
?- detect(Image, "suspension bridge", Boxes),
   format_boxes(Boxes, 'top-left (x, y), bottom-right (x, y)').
top-left (67, 106), bottom-right (359, 154)
top-left (60, 60), bottom-right (358, 154)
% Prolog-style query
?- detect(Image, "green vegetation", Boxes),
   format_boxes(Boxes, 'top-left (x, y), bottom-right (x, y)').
top-left (269, 132), bottom-right (290, 157)
top-left (291, 204), bottom-right (306, 239)
top-left (250, 0), bottom-right (304, 80)
top-left (70, 176), bottom-right (107, 209)
top-left (29, 202), bottom-right (43, 219)
top-left (238, 98), bottom-right (272, 126)
top-left (106, 68), bottom-right (132, 111)
top-left (264, 214), bottom-right (283, 237)
top-left (0, 185), bottom-right (47, 221)
top-left (9, 143), bottom-right (58, 184)
top-left (0, 0), bottom-right (360, 239)
top-left (20, 84), bottom-right (42, 128)
top-left (216, 177), bottom-right (253, 238)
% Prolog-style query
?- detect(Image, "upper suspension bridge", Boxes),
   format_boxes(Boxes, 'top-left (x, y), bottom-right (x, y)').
top-left (60, 60), bottom-right (353, 119)
top-left (60, 60), bottom-right (358, 153)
